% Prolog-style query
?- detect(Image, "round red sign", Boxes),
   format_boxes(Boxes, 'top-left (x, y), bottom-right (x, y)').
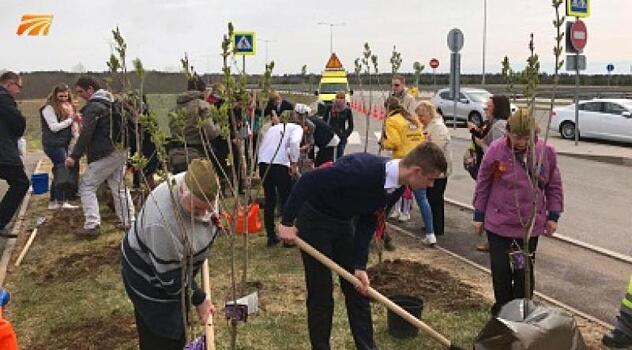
top-left (570, 20), bottom-right (587, 51)
top-left (429, 58), bottom-right (439, 69)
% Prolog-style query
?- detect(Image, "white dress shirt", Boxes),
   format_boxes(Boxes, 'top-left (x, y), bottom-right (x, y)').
top-left (384, 159), bottom-right (401, 193)
top-left (258, 122), bottom-right (304, 167)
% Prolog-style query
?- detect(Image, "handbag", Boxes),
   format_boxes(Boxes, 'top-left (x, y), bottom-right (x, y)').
top-left (53, 164), bottom-right (79, 195)
top-left (463, 144), bottom-right (479, 180)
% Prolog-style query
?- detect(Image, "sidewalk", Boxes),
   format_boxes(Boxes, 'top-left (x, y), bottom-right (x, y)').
top-left (449, 127), bottom-right (632, 167)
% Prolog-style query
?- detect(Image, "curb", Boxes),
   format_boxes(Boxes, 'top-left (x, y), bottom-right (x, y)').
top-left (0, 159), bottom-right (42, 286)
top-left (450, 134), bottom-right (632, 168)
top-left (444, 197), bottom-right (632, 265)
top-left (387, 222), bottom-right (615, 331)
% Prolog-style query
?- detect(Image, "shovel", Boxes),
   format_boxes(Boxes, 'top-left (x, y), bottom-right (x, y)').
top-left (294, 237), bottom-right (465, 350)
top-left (184, 259), bottom-right (216, 350)
top-left (14, 216), bottom-right (47, 267)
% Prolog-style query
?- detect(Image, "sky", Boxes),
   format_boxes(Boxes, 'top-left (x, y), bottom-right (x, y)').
top-left (2, 0), bottom-right (631, 76)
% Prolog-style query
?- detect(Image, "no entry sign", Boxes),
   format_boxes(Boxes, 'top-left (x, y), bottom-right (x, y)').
top-left (570, 20), bottom-right (587, 52)
top-left (429, 58), bottom-right (439, 69)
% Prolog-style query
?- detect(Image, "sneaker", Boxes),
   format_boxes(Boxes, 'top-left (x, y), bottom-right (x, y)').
top-left (421, 233), bottom-right (437, 247)
top-left (48, 201), bottom-right (61, 210)
top-left (388, 209), bottom-right (400, 220)
top-left (61, 202), bottom-right (79, 210)
top-left (602, 330), bottom-right (632, 349)
top-left (75, 226), bottom-right (100, 239)
top-left (0, 227), bottom-right (17, 238)
top-left (398, 212), bottom-right (411, 222)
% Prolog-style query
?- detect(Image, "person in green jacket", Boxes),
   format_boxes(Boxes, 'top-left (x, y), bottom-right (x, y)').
top-left (602, 275), bottom-right (632, 348)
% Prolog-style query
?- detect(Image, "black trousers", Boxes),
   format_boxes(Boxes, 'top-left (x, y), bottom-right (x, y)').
top-left (259, 163), bottom-right (292, 239)
top-left (426, 177), bottom-right (447, 236)
top-left (0, 165), bottom-right (29, 230)
top-left (296, 203), bottom-right (376, 350)
top-left (487, 231), bottom-right (539, 315)
top-left (134, 309), bottom-right (185, 350)
top-left (315, 147), bottom-right (335, 167)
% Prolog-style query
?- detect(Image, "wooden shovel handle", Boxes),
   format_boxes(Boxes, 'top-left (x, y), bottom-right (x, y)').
top-left (294, 237), bottom-right (453, 349)
top-left (202, 259), bottom-right (215, 350)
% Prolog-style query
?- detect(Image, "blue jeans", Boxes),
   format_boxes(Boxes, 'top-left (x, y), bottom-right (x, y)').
top-left (44, 146), bottom-right (68, 202)
top-left (336, 138), bottom-right (347, 160)
top-left (413, 188), bottom-right (434, 235)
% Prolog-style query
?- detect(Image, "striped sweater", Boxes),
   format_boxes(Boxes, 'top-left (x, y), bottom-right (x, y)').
top-left (121, 172), bottom-right (217, 339)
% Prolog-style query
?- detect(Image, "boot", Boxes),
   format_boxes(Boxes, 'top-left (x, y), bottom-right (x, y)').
top-left (602, 330), bottom-right (632, 349)
top-left (384, 232), bottom-right (396, 251)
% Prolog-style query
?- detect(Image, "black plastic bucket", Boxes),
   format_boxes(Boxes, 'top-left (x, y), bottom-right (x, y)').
top-left (387, 295), bottom-right (424, 338)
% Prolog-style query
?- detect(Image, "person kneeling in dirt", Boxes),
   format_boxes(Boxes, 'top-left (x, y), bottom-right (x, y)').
top-left (121, 159), bottom-right (220, 350)
top-left (278, 143), bottom-right (446, 350)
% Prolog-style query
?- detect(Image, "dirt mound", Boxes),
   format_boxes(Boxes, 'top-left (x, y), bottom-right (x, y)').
top-left (36, 209), bottom-right (84, 239)
top-left (36, 242), bottom-right (121, 284)
top-left (29, 312), bottom-right (136, 350)
top-left (368, 259), bottom-right (486, 311)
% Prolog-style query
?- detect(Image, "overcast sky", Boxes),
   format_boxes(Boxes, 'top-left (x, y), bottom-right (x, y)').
top-left (2, 0), bottom-right (631, 75)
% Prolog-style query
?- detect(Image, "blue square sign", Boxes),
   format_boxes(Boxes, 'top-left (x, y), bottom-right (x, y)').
top-left (232, 32), bottom-right (256, 56)
top-left (567, 0), bottom-right (590, 18)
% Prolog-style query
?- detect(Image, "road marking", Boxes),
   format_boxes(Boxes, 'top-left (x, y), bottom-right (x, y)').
top-left (347, 131), bottom-right (361, 145)
top-left (374, 131), bottom-right (382, 141)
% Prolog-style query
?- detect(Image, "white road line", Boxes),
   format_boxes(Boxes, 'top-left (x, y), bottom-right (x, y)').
top-left (347, 131), bottom-right (361, 145)
top-left (373, 131), bottom-right (382, 141)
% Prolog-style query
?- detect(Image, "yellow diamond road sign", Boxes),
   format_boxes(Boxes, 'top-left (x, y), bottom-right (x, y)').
top-left (232, 31), bottom-right (256, 56)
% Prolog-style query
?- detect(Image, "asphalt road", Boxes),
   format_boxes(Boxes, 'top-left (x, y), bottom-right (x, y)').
top-left (341, 110), bottom-right (632, 325)
top-left (344, 109), bottom-right (632, 258)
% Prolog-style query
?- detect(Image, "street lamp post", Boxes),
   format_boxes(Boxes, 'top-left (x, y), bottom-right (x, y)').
top-left (482, 0), bottom-right (487, 85)
top-left (259, 38), bottom-right (276, 64)
top-left (318, 22), bottom-right (346, 54)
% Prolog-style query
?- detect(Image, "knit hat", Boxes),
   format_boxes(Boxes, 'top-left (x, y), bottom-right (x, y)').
top-left (507, 108), bottom-right (535, 136)
top-left (294, 103), bottom-right (311, 115)
top-left (185, 159), bottom-right (218, 200)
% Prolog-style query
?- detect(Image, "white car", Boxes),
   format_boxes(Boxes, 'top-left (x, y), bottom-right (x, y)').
top-left (550, 99), bottom-right (632, 143)
top-left (432, 88), bottom-right (517, 125)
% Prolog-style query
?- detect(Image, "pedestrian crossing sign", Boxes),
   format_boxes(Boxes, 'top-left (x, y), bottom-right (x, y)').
top-left (232, 31), bottom-right (256, 56)
top-left (567, 0), bottom-right (590, 18)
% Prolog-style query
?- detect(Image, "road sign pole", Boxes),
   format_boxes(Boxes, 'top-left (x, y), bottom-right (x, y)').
top-left (432, 68), bottom-right (437, 93)
top-left (574, 43), bottom-right (580, 146)
top-left (242, 55), bottom-right (246, 75)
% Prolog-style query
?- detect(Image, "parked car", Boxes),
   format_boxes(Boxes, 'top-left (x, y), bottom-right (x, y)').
top-left (550, 98), bottom-right (632, 143)
top-left (432, 88), bottom-right (517, 125)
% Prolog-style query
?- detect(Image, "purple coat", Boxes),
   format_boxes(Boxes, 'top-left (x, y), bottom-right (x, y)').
top-left (473, 137), bottom-right (564, 238)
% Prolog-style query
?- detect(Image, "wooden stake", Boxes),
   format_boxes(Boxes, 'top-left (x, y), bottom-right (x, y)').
top-left (202, 259), bottom-right (215, 350)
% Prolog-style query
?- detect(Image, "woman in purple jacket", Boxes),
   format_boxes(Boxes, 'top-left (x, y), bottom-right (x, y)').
top-left (472, 109), bottom-right (563, 315)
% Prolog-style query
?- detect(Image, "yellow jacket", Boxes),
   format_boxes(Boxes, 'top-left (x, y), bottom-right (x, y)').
top-left (382, 112), bottom-right (425, 159)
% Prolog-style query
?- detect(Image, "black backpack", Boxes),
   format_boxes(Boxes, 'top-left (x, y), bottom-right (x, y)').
top-left (95, 99), bottom-right (137, 150)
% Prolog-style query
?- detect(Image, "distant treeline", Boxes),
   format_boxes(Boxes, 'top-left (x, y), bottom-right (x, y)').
top-left (13, 70), bottom-right (632, 100)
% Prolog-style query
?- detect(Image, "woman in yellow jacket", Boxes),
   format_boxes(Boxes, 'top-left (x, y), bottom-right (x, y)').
top-left (382, 97), bottom-right (436, 245)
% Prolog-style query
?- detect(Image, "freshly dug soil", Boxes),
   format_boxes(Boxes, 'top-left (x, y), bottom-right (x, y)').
top-left (29, 312), bottom-right (137, 350)
top-left (368, 259), bottom-right (487, 311)
top-left (36, 209), bottom-right (83, 240)
top-left (35, 242), bottom-right (120, 284)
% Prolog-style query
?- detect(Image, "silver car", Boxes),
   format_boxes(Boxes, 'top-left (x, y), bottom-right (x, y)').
top-left (432, 88), bottom-right (517, 125)
top-left (550, 98), bottom-right (632, 143)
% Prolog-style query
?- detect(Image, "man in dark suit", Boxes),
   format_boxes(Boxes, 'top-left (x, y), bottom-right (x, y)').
top-left (279, 143), bottom-right (447, 350)
top-left (0, 71), bottom-right (29, 237)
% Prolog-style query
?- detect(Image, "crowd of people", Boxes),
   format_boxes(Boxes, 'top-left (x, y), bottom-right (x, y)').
top-left (15, 70), bottom-right (632, 349)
